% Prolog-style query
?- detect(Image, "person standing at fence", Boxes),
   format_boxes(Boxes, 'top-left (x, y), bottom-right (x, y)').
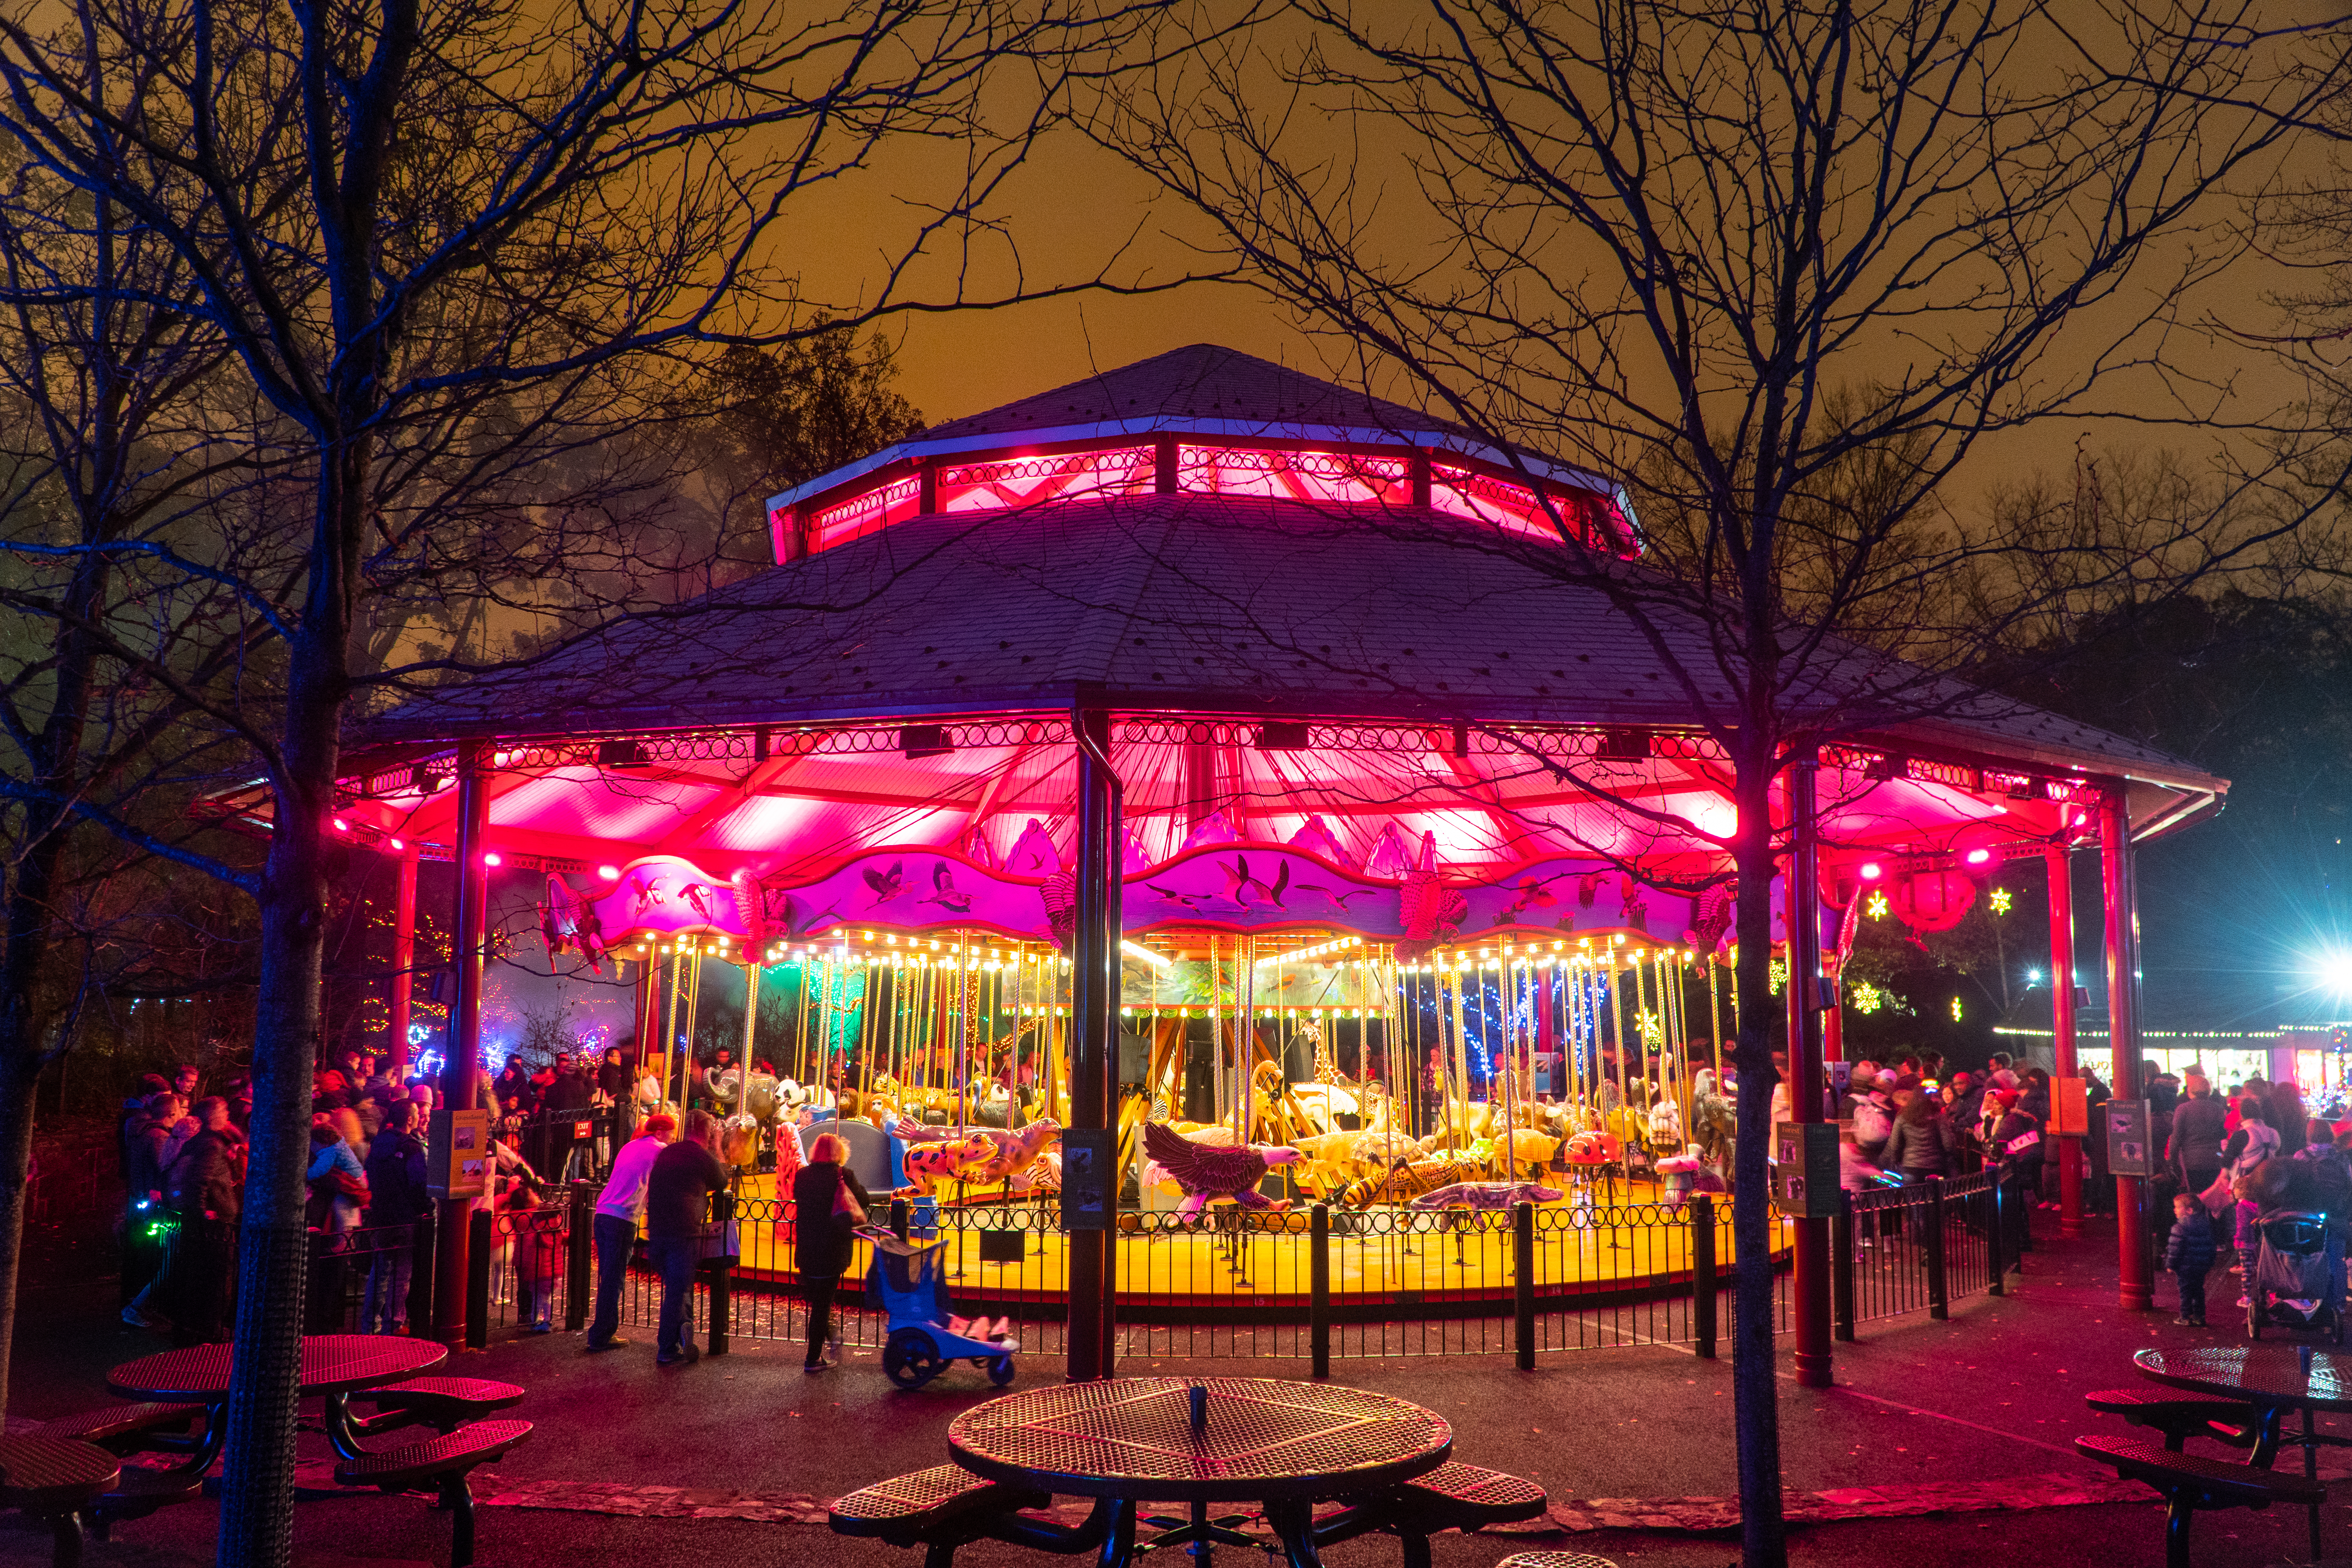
top-left (793, 1131), bottom-right (873, 1374)
top-left (508, 1184), bottom-right (564, 1333)
top-left (586, 1111), bottom-right (676, 1352)
top-left (1881, 1080), bottom-right (1954, 1243)
top-left (363, 1099), bottom-right (432, 1335)
top-left (645, 1110), bottom-right (728, 1365)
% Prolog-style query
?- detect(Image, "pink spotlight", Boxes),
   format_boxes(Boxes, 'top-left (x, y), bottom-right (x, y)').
top-left (1965, 848), bottom-right (1992, 866)
top-left (1858, 862), bottom-right (1882, 880)
top-left (598, 864), bottom-right (621, 880)
top-left (389, 837), bottom-right (405, 851)
top-left (483, 852), bottom-right (502, 867)
top-left (331, 818), bottom-right (348, 831)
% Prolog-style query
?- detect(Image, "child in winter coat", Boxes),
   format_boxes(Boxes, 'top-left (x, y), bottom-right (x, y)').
top-left (508, 1185), bottom-right (564, 1333)
top-left (2165, 1191), bottom-right (2217, 1326)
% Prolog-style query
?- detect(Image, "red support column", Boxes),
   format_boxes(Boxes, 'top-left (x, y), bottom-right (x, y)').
top-left (2100, 786), bottom-right (2152, 1310)
top-left (433, 740), bottom-right (494, 1343)
top-left (387, 846), bottom-right (420, 1081)
top-left (2047, 846), bottom-right (2083, 1239)
top-left (1786, 754), bottom-right (1832, 1388)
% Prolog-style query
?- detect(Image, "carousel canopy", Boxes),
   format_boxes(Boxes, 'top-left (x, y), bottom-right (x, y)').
top-left (210, 347), bottom-right (2224, 955)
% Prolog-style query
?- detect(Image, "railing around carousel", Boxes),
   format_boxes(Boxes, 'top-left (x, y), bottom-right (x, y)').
top-left (523, 1166), bottom-right (2024, 1365)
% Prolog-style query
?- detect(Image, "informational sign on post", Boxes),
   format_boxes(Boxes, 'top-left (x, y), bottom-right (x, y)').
top-left (2105, 1100), bottom-right (2152, 1177)
top-left (1774, 1122), bottom-right (1843, 1218)
top-left (427, 1107), bottom-right (491, 1199)
top-left (2052, 1077), bottom-right (2088, 1136)
top-left (1060, 1127), bottom-right (1114, 1232)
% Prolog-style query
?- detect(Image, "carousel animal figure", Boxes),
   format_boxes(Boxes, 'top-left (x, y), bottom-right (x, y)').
top-left (1408, 1180), bottom-right (1563, 1214)
top-left (1140, 1122), bottom-right (1303, 1219)
top-left (1334, 1155), bottom-right (1475, 1209)
top-left (1289, 1130), bottom-right (1378, 1198)
top-left (894, 1118), bottom-right (1062, 1180)
top-left (1007, 1150), bottom-right (1062, 1196)
top-left (1285, 1080), bottom-right (1361, 1136)
top-left (1688, 1074), bottom-right (1736, 1171)
top-left (1472, 1128), bottom-right (1561, 1178)
top-left (898, 1133), bottom-right (996, 1196)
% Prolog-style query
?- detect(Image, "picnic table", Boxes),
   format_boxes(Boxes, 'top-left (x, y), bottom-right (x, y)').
top-left (2134, 1343), bottom-right (2352, 1559)
top-left (109, 1334), bottom-right (448, 1469)
top-left (945, 1375), bottom-right (1452, 1566)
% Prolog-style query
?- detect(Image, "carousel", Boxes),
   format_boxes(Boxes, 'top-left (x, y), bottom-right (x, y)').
top-left (234, 344), bottom-right (2225, 1363)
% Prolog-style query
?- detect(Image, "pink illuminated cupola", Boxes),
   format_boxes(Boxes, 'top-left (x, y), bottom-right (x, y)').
top-left (763, 344), bottom-right (1639, 562)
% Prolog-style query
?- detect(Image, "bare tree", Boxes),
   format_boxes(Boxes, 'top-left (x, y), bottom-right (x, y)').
top-left (0, 17), bottom-right (299, 1410)
top-left (0, 0), bottom-right (1192, 1555)
top-left (1087, 4), bottom-right (2351, 1561)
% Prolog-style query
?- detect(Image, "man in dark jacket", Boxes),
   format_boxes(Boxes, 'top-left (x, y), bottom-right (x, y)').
top-left (644, 1110), bottom-right (730, 1365)
top-left (166, 1098), bottom-right (243, 1344)
top-left (2168, 1071), bottom-right (2228, 1201)
top-left (362, 1099), bottom-right (433, 1334)
top-left (545, 1058), bottom-right (596, 1180)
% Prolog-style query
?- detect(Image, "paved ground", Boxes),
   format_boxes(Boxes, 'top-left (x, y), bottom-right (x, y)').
top-left (3, 1211), bottom-right (2342, 1567)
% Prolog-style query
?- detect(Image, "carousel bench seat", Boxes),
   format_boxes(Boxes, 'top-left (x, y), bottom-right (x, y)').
top-left (353, 1376), bottom-right (526, 1436)
top-left (829, 1465), bottom-right (1055, 1567)
top-left (1317, 1461), bottom-right (1550, 1566)
top-left (2074, 1434), bottom-right (2320, 1568)
top-left (2083, 1388), bottom-right (2258, 1451)
top-left (30, 1403), bottom-right (203, 1457)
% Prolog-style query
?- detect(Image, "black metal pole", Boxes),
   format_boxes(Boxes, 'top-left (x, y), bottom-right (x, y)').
top-left (708, 1189), bottom-right (735, 1356)
top-left (1513, 1200), bottom-right (1537, 1371)
top-left (1831, 1196), bottom-right (1856, 1343)
top-left (565, 1181), bottom-right (592, 1332)
top-left (1986, 1176), bottom-right (2006, 1298)
top-left (1310, 1203), bottom-right (1331, 1379)
top-left (1926, 1177), bottom-right (1949, 1319)
top-left (465, 1209), bottom-right (492, 1349)
top-left (1065, 709), bottom-right (1122, 1379)
top-left (1691, 1193), bottom-right (1717, 1359)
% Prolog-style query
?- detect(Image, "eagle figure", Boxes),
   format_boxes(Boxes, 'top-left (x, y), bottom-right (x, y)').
top-left (1141, 1122), bottom-right (1303, 1220)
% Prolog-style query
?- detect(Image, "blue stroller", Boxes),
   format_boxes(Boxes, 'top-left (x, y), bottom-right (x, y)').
top-left (2245, 1210), bottom-right (2347, 1343)
top-left (864, 1231), bottom-right (1020, 1389)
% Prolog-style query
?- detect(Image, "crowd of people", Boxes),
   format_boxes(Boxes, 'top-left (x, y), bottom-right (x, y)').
top-left (116, 1039), bottom-right (642, 1345)
top-left (1817, 1051), bottom-right (2090, 1225)
top-left (2144, 1064), bottom-right (2352, 1327)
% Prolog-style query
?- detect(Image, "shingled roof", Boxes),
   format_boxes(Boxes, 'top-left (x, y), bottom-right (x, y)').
top-left (918, 343), bottom-right (1465, 444)
top-left (363, 492), bottom-right (2218, 798)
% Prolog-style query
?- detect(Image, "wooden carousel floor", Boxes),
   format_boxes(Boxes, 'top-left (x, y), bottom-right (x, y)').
top-left (724, 1171), bottom-right (1787, 1303)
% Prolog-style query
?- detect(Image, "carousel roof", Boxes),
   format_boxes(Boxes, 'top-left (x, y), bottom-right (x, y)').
top-left (238, 347), bottom-right (2224, 906)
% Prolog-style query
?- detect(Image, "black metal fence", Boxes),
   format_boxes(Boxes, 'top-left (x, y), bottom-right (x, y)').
top-left (563, 1178), bottom-right (2023, 1367)
top-left (298, 1161), bottom-right (2029, 1367)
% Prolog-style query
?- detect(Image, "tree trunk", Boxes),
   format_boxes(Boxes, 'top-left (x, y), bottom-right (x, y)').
top-left (217, 447), bottom-right (361, 1568)
top-left (1729, 760), bottom-right (1786, 1568)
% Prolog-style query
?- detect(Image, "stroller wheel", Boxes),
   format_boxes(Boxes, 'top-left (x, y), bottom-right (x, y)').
top-left (988, 1356), bottom-right (1016, 1387)
top-left (884, 1328), bottom-right (947, 1389)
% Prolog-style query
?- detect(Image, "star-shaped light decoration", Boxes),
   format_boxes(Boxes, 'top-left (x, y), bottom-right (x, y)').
top-left (1988, 887), bottom-right (2013, 915)
top-left (1850, 981), bottom-right (1885, 1015)
top-left (1949, 995), bottom-right (1964, 1022)
top-left (1866, 891), bottom-right (1890, 920)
